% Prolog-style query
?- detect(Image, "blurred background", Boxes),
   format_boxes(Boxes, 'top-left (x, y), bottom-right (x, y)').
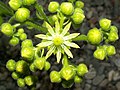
top-left (0, 0), bottom-right (120, 90)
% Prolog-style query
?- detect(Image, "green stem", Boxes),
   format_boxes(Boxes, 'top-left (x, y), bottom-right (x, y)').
top-left (8, 15), bottom-right (15, 23)
top-left (62, 54), bottom-right (69, 67)
top-left (13, 23), bottom-right (21, 28)
top-left (72, 34), bottom-right (88, 41)
top-left (23, 21), bottom-right (47, 33)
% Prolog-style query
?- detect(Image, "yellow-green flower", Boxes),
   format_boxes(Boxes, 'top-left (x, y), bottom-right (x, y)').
top-left (35, 21), bottom-right (80, 63)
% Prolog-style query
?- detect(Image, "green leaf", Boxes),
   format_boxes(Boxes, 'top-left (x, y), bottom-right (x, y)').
top-left (35, 3), bottom-right (48, 21)
top-left (46, 45), bottom-right (56, 59)
top-left (56, 47), bottom-right (61, 63)
top-left (64, 41), bottom-right (80, 48)
top-left (72, 34), bottom-right (88, 41)
top-left (45, 22), bottom-right (55, 36)
top-left (0, 1), bottom-right (14, 16)
top-left (64, 33), bottom-right (80, 40)
top-left (35, 34), bottom-right (52, 40)
top-left (36, 41), bottom-right (53, 48)
top-left (62, 45), bottom-right (73, 58)
top-left (61, 22), bottom-right (71, 36)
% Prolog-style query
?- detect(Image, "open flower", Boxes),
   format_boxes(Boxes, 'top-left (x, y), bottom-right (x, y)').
top-left (35, 20), bottom-right (80, 63)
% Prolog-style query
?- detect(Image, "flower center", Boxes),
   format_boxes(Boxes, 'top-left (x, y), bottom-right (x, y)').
top-left (53, 35), bottom-right (63, 46)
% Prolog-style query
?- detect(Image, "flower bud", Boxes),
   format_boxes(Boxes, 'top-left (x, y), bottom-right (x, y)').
top-left (99, 18), bottom-right (111, 31)
top-left (24, 76), bottom-right (34, 86)
top-left (87, 28), bottom-right (103, 45)
top-left (75, 1), bottom-right (84, 8)
top-left (21, 39), bottom-right (33, 48)
top-left (1, 23), bottom-right (14, 37)
top-left (60, 66), bottom-right (76, 80)
top-left (44, 61), bottom-right (51, 71)
top-left (77, 63), bottom-right (88, 76)
top-left (6, 59), bottom-right (16, 71)
top-left (17, 78), bottom-right (25, 87)
top-left (34, 57), bottom-right (46, 70)
top-left (21, 47), bottom-right (34, 61)
top-left (48, 1), bottom-right (59, 13)
top-left (110, 26), bottom-right (118, 33)
top-left (62, 79), bottom-right (74, 88)
top-left (52, 15), bottom-right (58, 22)
top-left (106, 45), bottom-right (116, 56)
top-left (71, 12), bottom-right (85, 24)
top-left (20, 33), bottom-right (27, 41)
top-left (94, 48), bottom-right (106, 60)
top-left (74, 75), bottom-right (82, 83)
top-left (60, 2), bottom-right (74, 15)
top-left (108, 31), bottom-right (118, 42)
top-left (29, 63), bottom-right (36, 72)
top-left (11, 72), bottom-right (20, 80)
top-left (15, 8), bottom-right (30, 22)
top-left (9, 0), bottom-right (22, 10)
top-left (9, 37), bottom-right (19, 46)
top-left (16, 60), bottom-right (29, 73)
top-left (23, 0), bottom-right (36, 6)
top-left (74, 8), bottom-right (84, 14)
top-left (18, 28), bottom-right (24, 34)
top-left (50, 71), bottom-right (61, 83)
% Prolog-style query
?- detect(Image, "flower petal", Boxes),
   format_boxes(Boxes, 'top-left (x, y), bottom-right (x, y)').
top-left (61, 45), bottom-right (73, 58)
top-left (46, 45), bottom-right (56, 59)
top-left (36, 41), bottom-right (53, 48)
top-left (56, 47), bottom-right (61, 63)
top-left (64, 33), bottom-right (80, 40)
top-left (45, 21), bottom-right (55, 36)
top-left (64, 41), bottom-right (80, 48)
top-left (55, 20), bottom-right (60, 34)
top-left (61, 22), bottom-right (71, 36)
top-left (35, 34), bottom-right (52, 40)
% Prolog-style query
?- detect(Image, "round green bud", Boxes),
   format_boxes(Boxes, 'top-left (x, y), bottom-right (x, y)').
top-left (24, 76), bottom-right (34, 86)
top-left (18, 28), bottom-right (24, 34)
top-left (1, 23), bottom-right (14, 37)
top-left (48, 1), bottom-right (59, 13)
top-left (94, 48), bottom-right (106, 60)
top-left (87, 28), bottom-right (103, 45)
top-left (60, 66), bottom-right (76, 81)
top-left (74, 8), bottom-right (84, 14)
top-left (11, 72), bottom-right (20, 80)
top-left (20, 33), bottom-right (27, 41)
top-left (21, 39), bottom-right (33, 48)
top-left (9, 0), bottom-right (22, 10)
top-left (29, 63), bottom-right (36, 72)
top-left (34, 57), bottom-right (46, 70)
top-left (9, 37), bottom-right (19, 46)
top-left (62, 79), bottom-right (74, 88)
top-left (52, 15), bottom-right (58, 22)
top-left (0, 16), bottom-right (3, 25)
top-left (16, 60), bottom-right (28, 73)
top-left (74, 75), bottom-right (82, 83)
top-left (108, 31), bottom-right (118, 42)
top-left (17, 78), bottom-right (25, 87)
top-left (23, 0), bottom-right (36, 6)
top-left (71, 12), bottom-right (85, 24)
top-left (77, 63), bottom-right (88, 76)
top-left (15, 8), bottom-right (30, 22)
top-left (106, 45), bottom-right (116, 56)
top-left (44, 61), bottom-right (51, 71)
top-left (6, 59), bottom-right (16, 71)
top-left (75, 1), bottom-right (84, 8)
top-left (21, 47), bottom-right (34, 61)
top-left (110, 26), bottom-right (118, 33)
top-left (99, 18), bottom-right (111, 31)
top-left (60, 2), bottom-right (74, 15)
top-left (50, 71), bottom-right (61, 83)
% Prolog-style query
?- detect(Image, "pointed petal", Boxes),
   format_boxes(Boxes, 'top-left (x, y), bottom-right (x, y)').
top-left (36, 41), bottom-right (53, 48)
top-left (61, 22), bottom-right (71, 36)
top-left (55, 20), bottom-right (60, 34)
top-left (46, 46), bottom-right (56, 59)
top-left (35, 34), bottom-right (52, 40)
top-left (45, 22), bottom-right (55, 36)
top-left (64, 33), bottom-right (80, 40)
top-left (61, 45), bottom-right (73, 58)
top-left (64, 41), bottom-right (80, 48)
top-left (56, 47), bottom-right (61, 63)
